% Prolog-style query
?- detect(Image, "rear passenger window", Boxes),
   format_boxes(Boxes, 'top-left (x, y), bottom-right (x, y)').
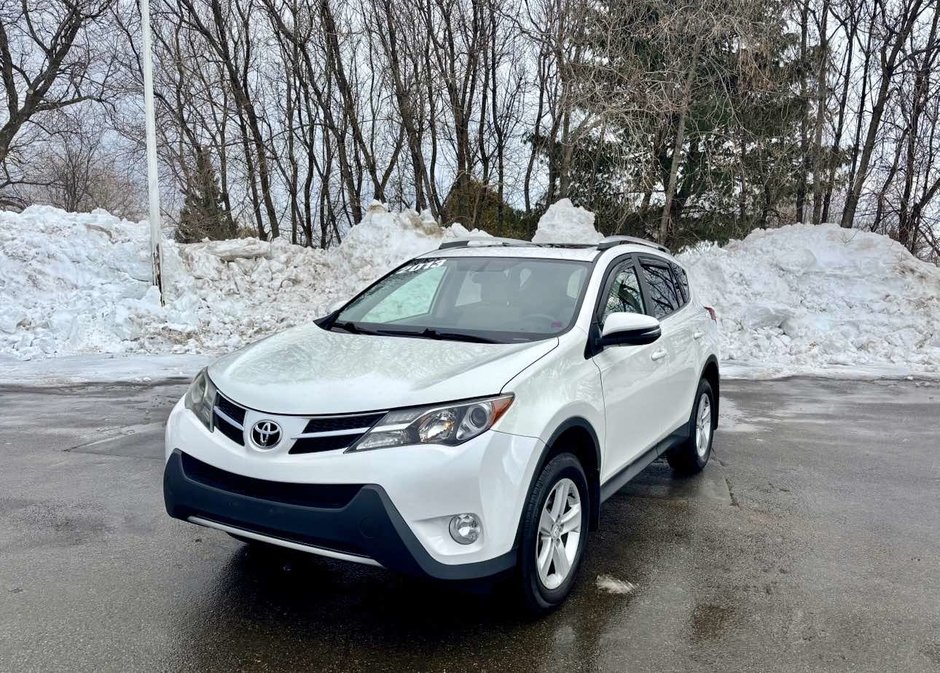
top-left (639, 260), bottom-right (682, 319)
top-left (670, 262), bottom-right (690, 305)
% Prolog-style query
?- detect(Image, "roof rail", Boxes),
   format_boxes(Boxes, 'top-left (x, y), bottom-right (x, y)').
top-left (596, 235), bottom-right (670, 254)
top-left (438, 237), bottom-right (532, 250)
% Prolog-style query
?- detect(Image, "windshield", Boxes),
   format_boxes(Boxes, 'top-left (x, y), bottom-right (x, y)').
top-left (329, 256), bottom-right (591, 343)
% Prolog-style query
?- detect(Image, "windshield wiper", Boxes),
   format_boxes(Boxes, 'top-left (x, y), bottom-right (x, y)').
top-left (375, 327), bottom-right (498, 344)
top-left (421, 328), bottom-right (498, 344)
top-left (331, 320), bottom-right (373, 335)
top-left (332, 320), bottom-right (496, 343)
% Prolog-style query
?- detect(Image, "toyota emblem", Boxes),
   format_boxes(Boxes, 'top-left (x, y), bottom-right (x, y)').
top-left (250, 420), bottom-right (282, 449)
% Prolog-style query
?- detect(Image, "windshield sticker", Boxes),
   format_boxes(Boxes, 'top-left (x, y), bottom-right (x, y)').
top-left (395, 258), bottom-right (445, 274)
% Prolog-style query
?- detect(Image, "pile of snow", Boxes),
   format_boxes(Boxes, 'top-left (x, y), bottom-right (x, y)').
top-left (1, 199), bottom-right (938, 379)
top-left (532, 198), bottom-right (602, 244)
top-left (679, 224), bottom-right (940, 377)
top-left (531, 203), bottom-right (940, 376)
top-left (0, 202), bottom-right (475, 360)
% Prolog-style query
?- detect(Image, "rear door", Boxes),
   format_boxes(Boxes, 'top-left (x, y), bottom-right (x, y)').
top-left (636, 256), bottom-right (698, 432)
top-left (591, 256), bottom-right (675, 481)
top-left (669, 259), bottom-right (712, 372)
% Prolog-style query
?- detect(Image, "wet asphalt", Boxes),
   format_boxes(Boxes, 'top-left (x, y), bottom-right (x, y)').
top-left (0, 377), bottom-right (938, 672)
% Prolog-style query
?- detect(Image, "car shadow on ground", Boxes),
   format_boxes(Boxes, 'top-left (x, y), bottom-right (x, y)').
top-left (171, 543), bottom-right (577, 670)
top-left (166, 461), bottom-right (720, 671)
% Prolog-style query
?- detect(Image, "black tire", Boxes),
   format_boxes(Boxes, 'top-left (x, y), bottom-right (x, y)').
top-left (517, 453), bottom-right (590, 615)
top-left (666, 378), bottom-right (716, 475)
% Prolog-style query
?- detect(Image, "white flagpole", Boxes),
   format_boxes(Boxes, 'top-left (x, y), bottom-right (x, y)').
top-left (140, 0), bottom-right (164, 304)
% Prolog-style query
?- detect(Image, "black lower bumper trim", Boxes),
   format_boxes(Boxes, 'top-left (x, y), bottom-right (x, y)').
top-left (163, 449), bottom-right (516, 581)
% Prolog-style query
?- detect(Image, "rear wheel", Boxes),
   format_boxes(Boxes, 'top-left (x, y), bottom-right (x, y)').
top-left (666, 378), bottom-right (716, 475)
top-left (517, 453), bottom-right (589, 614)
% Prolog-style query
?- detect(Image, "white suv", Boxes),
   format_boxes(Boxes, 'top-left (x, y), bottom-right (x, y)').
top-left (164, 236), bottom-right (720, 612)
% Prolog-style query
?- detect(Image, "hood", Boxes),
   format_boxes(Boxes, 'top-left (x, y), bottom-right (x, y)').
top-left (207, 323), bottom-right (557, 414)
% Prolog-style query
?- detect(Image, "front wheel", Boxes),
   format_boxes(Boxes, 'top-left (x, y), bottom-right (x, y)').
top-left (517, 453), bottom-right (590, 614)
top-left (666, 378), bottom-right (716, 475)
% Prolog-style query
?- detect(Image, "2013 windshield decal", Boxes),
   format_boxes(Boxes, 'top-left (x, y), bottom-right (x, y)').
top-left (394, 259), bottom-right (445, 274)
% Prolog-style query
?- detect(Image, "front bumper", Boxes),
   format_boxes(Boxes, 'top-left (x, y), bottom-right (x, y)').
top-left (164, 449), bottom-right (515, 579)
top-left (163, 399), bottom-right (545, 579)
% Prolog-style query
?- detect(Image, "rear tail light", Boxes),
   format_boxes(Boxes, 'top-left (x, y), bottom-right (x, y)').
top-left (704, 305), bottom-right (717, 322)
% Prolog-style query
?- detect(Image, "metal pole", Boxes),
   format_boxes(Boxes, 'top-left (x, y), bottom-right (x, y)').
top-left (140, 0), bottom-right (164, 304)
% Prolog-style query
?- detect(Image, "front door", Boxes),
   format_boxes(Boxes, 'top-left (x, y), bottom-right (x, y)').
top-left (591, 257), bottom-right (675, 482)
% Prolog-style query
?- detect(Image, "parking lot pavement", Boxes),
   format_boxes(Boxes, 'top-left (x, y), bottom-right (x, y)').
top-left (0, 377), bottom-right (938, 672)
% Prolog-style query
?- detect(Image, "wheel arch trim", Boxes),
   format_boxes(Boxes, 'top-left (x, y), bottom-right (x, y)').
top-left (700, 355), bottom-right (720, 425)
top-left (516, 417), bottom-right (602, 543)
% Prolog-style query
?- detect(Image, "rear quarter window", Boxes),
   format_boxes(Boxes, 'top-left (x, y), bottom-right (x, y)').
top-left (670, 262), bottom-right (690, 305)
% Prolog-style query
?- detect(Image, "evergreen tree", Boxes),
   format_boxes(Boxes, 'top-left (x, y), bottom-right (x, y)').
top-left (535, 0), bottom-right (807, 246)
top-left (176, 147), bottom-right (236, 243)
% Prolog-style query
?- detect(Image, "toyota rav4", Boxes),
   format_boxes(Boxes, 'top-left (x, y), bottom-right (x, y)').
top-left (163, 235), bottom-right (720, 612)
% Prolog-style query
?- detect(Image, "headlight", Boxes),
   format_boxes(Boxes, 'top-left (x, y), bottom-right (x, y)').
top-left (349, 395), bottom-right (514, 451)
top-left (184, 368), bottom-right (216, 430)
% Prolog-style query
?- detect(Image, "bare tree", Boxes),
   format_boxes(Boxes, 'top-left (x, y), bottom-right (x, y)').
top-left (0, 0), bottom-right (116, 205)
top-left (840, 0), bottom-right (929, 228)
top-left (2, 0), bottom-right (937, 262)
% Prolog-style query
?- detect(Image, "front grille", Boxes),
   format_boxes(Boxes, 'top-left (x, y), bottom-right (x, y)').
top-left (216, 395), bottom-right (246, 425)
top-left (302, 413), bottom-right (385, 434)
top-left (213, 394), bottom-right (246, 446)
top-left (290, 412), bottom-right (385, 455)
top-left (180, 452), bottom-right (362, 509)
top-left (209, 394), bottom-right (384, 455)
top-left (216, 418), bottom-right (243, 445)
top-left (291, 434), bottom-right (363, 454)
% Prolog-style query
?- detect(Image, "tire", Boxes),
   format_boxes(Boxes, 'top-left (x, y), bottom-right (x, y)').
top-left (666, 378), bottom-right (716, 475)
top-left (517, 453), bottom-right (590, 615)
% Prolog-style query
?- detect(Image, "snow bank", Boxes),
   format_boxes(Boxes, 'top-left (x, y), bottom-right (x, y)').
top-left (1, 200), bottom-right (938, 379)
top-left (0, 203), bottom-right (473, 360)
top-left (678, 224), bottom-right (940, 377)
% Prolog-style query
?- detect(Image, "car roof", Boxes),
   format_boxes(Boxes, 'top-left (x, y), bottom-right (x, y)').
top-left (418, 240), bottom-right (678, 265)
top-left (420, 244), bottom-right (599, 262)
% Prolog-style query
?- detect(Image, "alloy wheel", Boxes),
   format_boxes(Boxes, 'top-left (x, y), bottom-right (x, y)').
top-left (695, 393), bottom-right (712, 458)
top-left (535, 477), bottom-right (583, 590)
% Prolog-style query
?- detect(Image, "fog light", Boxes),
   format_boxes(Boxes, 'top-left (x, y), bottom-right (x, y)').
top-left (448, 513), bottom-right (481, 545)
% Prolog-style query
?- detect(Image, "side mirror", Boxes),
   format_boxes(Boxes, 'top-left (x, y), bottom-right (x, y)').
top-left (600, 312), bottom-right (661, 347)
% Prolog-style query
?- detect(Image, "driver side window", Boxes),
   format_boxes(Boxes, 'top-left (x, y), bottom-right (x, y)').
top-left (601, 263), bottom-right (645, 325)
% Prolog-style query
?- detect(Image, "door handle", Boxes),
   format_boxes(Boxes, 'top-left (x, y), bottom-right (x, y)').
top-left (651, 348), bottom-right (668, 362)
top-left (692, 331), bottom-right (704, 340)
